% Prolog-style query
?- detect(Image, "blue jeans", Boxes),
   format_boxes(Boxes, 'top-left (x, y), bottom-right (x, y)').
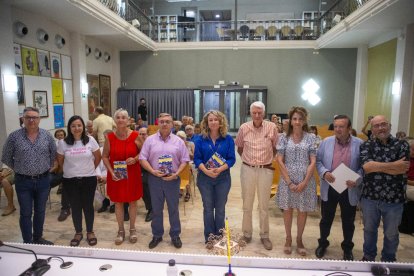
top-left (197, 170), bottom-right (231, 242)
top-left (361, 197), bottom-right (403, 262)
top-left (148, 174), bottom-right (181, 239)
top-left (14, 173), bottom-right (50, 243)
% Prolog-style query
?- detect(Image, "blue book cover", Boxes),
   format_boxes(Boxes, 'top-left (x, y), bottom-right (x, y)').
top-left (205, 152), bottom-right (226, 169)
top-left (158, 154), bottom-right (173, 175)
top-left (113, 161), bottom-right (128, 180)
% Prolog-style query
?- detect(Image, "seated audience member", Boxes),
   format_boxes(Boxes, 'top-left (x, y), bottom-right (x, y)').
top-left (399, 139), bottom-right (414, 235)
top-left (309, 125), bottom-right (322, 148)
top-left (188, 116), bottom-right (194, 126)
top-left (351, 128), bottom-right (357, 137)
top-left (176, 131), bottom-right (194, 202)
top-left (194, 124), bottom-right (201, 135)
top-left (135, 116), bottom-right (147, 130)
top-left (282, 119), bottom-right (289, 133)
top-left (185, 125), bottom-right (198, 143)
top-left (129, 117), bottom-right (136, 131)
top-left (271, 114), bottom-right (279, 124)
top-left (86, 120), bottom-right (94, 137)
top-left (396, 131), bottom-right (407, 140)
top-left (361, 115), bottom-right (373, 139)
top-left (173, 121), bottom-right (182, 134)
top-left (181, 116), bottom-right (189, 131)
top-left (96, 130), bottom-right (112, 213)
top-left (0, 166), bottom-right (16, 216)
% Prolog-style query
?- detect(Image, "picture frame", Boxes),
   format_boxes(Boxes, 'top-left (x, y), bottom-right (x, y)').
top-left (87, 74), bottom-right (99, 120)
top-left (33, 90), bottom-right (48, 117)
top-left (37, 49), bottom-right (51, 77)
top-left (99, 74), bottom-right (111, 116)
top-left (17, 76), bottom-right (25, 104)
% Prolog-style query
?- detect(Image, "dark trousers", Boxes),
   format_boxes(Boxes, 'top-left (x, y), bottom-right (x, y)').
top-left (49, 172), bottom-right (70, 210)
top-left (142, 170), bottom-right (152, 211)
top-left (63, 176), bottom-right (97, 233)
top-left (148, 174), bottom-right (180, 238)
top-left (399, 201), bottom-right (414, 234)
top-left (319, 186), bottom-right (356, 252)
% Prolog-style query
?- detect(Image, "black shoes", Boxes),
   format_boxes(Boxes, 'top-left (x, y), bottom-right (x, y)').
top-left (124, 212), bottom-right (129, 221)
top-left (57, 209), bottom-right (70, 221)
top-left (97, 205), bottom-right (108, 213)
top-left (343, 250), bottom-right (354, 261)
top-left (145, 210), bottom-right (153, 222)
top-left (172, 237), bottom-right (182, 249)
top-left (109, 205), bottom-right (115, 213)
top-left (149, 237), bottom-right (163, 249)
top-left (315, 245), bottom-right (327, 258)
top-left (33, 237), bottom-right (54, 245)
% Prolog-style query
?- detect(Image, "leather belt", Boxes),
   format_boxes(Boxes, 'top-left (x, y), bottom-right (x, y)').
top-left (242, 162), bottom-right (274, 170)
top-left (16, 171), bottom-right (49, 179)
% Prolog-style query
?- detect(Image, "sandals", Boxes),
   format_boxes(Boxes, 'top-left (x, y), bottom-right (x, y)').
top-left (296, 238), bottom-right (307, 256)
top-left (129, 229), bottom-right (137, 243)
top-left (115, 230), bottom-right (125, 245)
top-left (87, 232), bottom-right (97, 246)
top-left (70, 233), bottom-right (83, 247)
top-left (284, 237), bottom-right (292, 255)
top-left (184, 193), bottom-right (191, 202)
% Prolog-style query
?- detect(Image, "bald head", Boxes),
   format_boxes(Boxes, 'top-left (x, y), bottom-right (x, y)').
top-left (371, 115), bottom-right (391, 142)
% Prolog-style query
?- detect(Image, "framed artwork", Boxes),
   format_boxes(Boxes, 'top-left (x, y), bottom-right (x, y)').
top-left (33, 90), bottom-right (48, 117)
top-left (50, 52), bottom-right (61, 78)
top-left (17, 76), bottom-right (25, 104)
top-left (61, 55), bottom-right (72, 79)
top-left (53, 105), bottom-right (64, 128)
top-left (21, 46), bottom-right (39, 76)
top-left (14, 43), bottom-right (23, 74)
top-left (52, 79), bottom-right (63, 104)
top-left (63, 79), bottom-right (73, 102)
top-left (37, 49), bottom-right (51, 77)
top-left (87, 74), bottom-right (99, 120)
top-left (99, 74), bottom-right (111, 116)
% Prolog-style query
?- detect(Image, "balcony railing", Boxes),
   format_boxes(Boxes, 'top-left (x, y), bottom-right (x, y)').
top-left (97, 0), bottom-right (371, 43)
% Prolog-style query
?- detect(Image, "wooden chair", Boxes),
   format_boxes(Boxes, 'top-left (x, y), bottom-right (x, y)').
top-left (179, 163), bottom-right (194, 215)
top-left (147, 125), bottom-right (158, 135)
top-left (253, 25), bottom-right (265, 40)
top-left (294, 25), bottom-right (304, 40)
top-left (280, 25), bottom-right (292, 40)
top-left (216, 27), bottom-right (231, 41)
top-left (267, 26), bottom-right (278, 40)
top-left (271, 160), bottom-right (280, 198)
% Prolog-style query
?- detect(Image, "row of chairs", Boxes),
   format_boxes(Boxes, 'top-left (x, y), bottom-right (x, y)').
top-left (217, 25), bottom-right (310, 41)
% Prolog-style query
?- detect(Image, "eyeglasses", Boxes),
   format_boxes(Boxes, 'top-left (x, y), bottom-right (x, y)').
top-left (24, 116), bottom-right (40, 121)
top-left (372, 122), bottom-right (389, 129)
top-left (139, 133), bottom-right (148, 136)
top-left (159, 120), bottom-right (172, 125)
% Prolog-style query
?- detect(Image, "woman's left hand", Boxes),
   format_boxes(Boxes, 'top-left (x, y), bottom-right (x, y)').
top-left (295, 181), bottom-right (307, 193)
top-left (126, 157), bottom-right (137, 166)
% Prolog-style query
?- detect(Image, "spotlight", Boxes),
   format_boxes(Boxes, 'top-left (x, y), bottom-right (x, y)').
top-left (55, 34), bottom-right (66, 48)
top-left (94, 48), bottom-right (102, 59)
top-left (103, 52), bottom-right (111, 62)
top-left (85, 45), bottom-right (91, 56)
top-left (37, 29), bottom-right (49, 44)
top-left (14, 21), bottom-right (28, 37)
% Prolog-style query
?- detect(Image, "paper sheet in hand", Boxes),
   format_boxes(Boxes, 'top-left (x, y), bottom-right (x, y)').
top-left (330, 163), bottom-right (360, 194)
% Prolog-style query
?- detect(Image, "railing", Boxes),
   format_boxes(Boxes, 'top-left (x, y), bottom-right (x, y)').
top-left (319, 0), bottom-right (371, 34)
top-left (97, 0), bottom-right (371, 43)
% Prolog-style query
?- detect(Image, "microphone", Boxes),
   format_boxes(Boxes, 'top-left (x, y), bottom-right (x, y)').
top-left (0, 240), bottom-right (50, 276)
top-left (371, 265), bottom-right (414, 275)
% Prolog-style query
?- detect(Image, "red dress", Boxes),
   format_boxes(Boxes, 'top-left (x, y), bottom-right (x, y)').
top-left (107, 131), bottom-right (142, 202)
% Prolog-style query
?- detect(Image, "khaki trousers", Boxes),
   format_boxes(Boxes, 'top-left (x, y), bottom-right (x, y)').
top-left (240, 164), bottom-right (274, 239)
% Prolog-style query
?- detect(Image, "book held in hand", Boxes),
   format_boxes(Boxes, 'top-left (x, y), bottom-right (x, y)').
top-left (205, 152), bottom-right (226, 169)
top-left (158, 154), bottom-right (173, 175)
top-left (113, 161), bottom-right (128, 180)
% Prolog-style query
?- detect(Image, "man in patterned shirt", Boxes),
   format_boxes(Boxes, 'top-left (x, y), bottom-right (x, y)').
top-left (360, 115), bottom-right (410, 262)
top-left (235, 101), bottom-right (278, 250)
top-left (1, 107), bottom-right (56, 244)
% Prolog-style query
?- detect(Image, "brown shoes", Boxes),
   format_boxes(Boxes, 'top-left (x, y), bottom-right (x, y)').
top-left (261, 238), bottom-right (273, 250)
top-left (2, 207), bottom-right (16, 216)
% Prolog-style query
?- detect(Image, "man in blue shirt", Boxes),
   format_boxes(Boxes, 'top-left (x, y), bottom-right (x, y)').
top-left (2, 107), bottom-right (56, 244)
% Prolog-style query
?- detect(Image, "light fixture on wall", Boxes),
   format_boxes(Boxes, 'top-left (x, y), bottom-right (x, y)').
top-left (85, 45), bottom-right (91, 56)
top-left (94, 48), bottom-right (102, 59)
top-left (103, 52), bottom-right (111, 62)
top-left (131, 19), bottom-right (140, 28)
top-left (55, 34), bottom-right (66, 48)
top-left (301, 79), bottom-right (321, 106)
top-left (81, 81), bottom-right (88, 98)
top-left (36, 28), bottom-right (49, 44)
top-left (2, 74), bottom-right (18, 93)
top-left (13, 21), bottom-right (28, 37)
top-left (392, 81), bottom-right (401, 96)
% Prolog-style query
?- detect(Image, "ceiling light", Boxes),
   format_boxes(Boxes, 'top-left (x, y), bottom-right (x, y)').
top-left (308, 93), bottom-right (321, 105)
top-left (215, 14), bottom-right (220, 19)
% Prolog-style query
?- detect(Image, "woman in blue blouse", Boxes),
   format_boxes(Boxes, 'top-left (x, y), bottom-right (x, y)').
top-left (194, 110), bottom-right (236, 243)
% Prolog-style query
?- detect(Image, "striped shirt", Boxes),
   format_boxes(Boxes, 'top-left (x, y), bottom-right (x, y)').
top-left (235, 120), bottom-right (278, 165)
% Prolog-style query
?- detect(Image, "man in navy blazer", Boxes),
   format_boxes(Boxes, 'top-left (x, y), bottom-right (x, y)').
top-left (315, 115), bottom-right (363, 261)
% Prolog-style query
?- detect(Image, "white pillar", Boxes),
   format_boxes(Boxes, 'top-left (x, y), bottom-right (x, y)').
top-left (353, 45), bottom-right (368, 132)
top-left (0, 2), bottom-right (19, 157)
top-left (391, 24), bottom-right (414, 135)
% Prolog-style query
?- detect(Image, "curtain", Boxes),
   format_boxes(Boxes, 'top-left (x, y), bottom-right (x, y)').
top-left (117, 88), bottom-right (194, 124)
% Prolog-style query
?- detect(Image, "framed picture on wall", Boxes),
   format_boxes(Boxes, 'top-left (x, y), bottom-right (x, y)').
top-left (99, 74), bottom-right (111, 116)
top-left (37, 49), bottom-right (51, 77)
top-left (33, 90), bottom-right (48, 117)
top-left (14, 43), bottom-right (23, 74)
top-left (50, 52), bottom-right (61, 78)
top-left (87, 74), bottom-right (99, 120)
top-left (21, 46), bottom-right (39, 76)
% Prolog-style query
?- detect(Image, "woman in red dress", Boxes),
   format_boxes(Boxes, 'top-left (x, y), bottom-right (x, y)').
top-left (102, 108), bottom-right (143, 245)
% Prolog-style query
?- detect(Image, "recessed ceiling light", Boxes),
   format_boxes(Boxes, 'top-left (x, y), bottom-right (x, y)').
top-left (215, 14), bottom-right (220, 19)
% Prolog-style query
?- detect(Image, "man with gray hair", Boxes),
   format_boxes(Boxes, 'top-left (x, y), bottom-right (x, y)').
top-left (235, 101), bottom-right (278, 250)
top-left (93, 106), bottom-right (115, 146)
top-left (2, 107), bottom-right (56, 244)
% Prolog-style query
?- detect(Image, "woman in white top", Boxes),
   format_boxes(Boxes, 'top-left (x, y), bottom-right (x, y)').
top-left (57, 115), bottom-right (101, 247)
